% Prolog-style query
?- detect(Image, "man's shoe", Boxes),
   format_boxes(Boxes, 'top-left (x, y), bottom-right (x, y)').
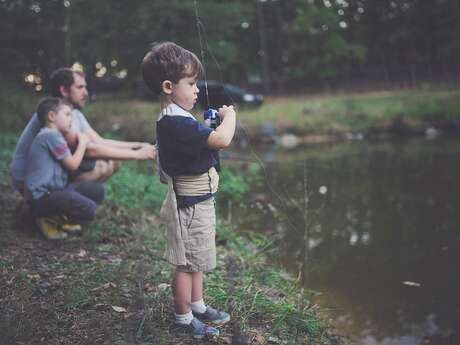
top-left (193, 306), bottom-right (230, 325)
top-left (58, 216), bottom-right (82, 233)
top-left (61, 223), bottom-right (82, 233)
top-left (175, 318), bottom-right (219, 339)
top-left (36, 217), bottom-right (68, 240)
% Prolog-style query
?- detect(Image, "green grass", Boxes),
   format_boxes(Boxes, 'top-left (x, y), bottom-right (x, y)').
top-left (206, 225), bottom-right (340, 344)
top-left (238, 88), bottom-right (460, 134)
top-left (0, 132), bottom-right (348, 344)
top-left (3, 85), bottom-right (460, 139)
top-left (82, 88), bottom-right (460, 139)
top-left (105, 161), bottom-right (167, 211)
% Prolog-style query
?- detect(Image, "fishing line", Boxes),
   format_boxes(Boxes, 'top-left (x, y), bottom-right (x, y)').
top-left (194, 0), bottom-right (210, 108)
top-left (192, 1), bottom-right (309, 234)
top-left (192, 20), bottom-right (452, 237)
top-left (191, 9), bottom-right (441, 236)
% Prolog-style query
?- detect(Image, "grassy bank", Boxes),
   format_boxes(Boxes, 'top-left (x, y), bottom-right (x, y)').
top-left (238, 88), bottom-right (460, 134)
top-left (2, 86), bottom-right (460, 140)
top-left (0, 135), bottom-right (347, 345)
top-left (85, 88), bottom-right (460, 142)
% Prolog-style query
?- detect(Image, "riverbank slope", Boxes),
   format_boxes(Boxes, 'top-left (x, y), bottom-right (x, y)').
top-left (2, 86), bottom-right (459, 143)
top-left (0, 135), bottom-right (347, 345)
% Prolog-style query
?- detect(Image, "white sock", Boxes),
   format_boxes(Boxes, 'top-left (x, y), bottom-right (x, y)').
top-left (175, 311), bottom-right (193, 325)
top-left (191, 299), bottom-right (207, 314)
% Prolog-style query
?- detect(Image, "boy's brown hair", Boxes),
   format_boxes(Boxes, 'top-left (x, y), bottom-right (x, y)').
top-left (141, 42), bottom-right (203, 95)
top-left (36, 97), bottom-right (71, 126)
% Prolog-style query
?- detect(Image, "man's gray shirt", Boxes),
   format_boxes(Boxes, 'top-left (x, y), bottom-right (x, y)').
top-left (25, 127), bottom-right (72, 200)
top-left (10, 109), bottom-right (91, 190)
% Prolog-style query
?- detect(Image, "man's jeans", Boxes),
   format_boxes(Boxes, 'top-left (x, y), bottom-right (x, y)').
top-left (30, 182), bottom-right (105, 222)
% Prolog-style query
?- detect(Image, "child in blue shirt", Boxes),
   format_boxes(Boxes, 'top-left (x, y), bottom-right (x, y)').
top-left (142, 42), bottom-right (236, 339)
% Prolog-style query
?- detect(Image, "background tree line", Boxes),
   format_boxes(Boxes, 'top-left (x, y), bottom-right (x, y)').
top-left (1, 0), bottom-right (459, 94)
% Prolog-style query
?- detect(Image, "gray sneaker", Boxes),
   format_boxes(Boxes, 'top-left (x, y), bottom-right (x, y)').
top-left (175, 317), bottom-right (220, 339)
top-left (193, 306), bottom-right (231, 325)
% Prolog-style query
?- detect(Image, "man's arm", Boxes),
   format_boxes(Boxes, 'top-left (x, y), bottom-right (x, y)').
top-left (85, 141), bottom-right (156, 160)
top-left (86, 128), bottom-right (149, 149)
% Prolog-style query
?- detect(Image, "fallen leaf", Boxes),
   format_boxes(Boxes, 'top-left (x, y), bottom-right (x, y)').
top-left (158, 283), bottom-right (171, 290)
top-left (27, 274), bottom-right (40, 279)
top-left (112, 306), bottom-right (127, 313)
top-left (77, 249), bottom-right (88, 258)
top-left (91, 282), bottom-right (117, 291)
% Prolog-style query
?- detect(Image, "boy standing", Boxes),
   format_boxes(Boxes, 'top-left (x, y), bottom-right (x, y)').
top-left (142, 42), bottom-right (236, 339)
top-left (25, 98), bottom-right (105, 240)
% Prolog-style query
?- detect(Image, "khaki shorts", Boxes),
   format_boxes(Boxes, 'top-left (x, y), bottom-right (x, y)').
top-left (176, 197), bottom-right (216, 272)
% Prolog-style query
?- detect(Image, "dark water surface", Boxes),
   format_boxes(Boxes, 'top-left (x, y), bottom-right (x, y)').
top-left (224, 137), bottom-right (460, 345)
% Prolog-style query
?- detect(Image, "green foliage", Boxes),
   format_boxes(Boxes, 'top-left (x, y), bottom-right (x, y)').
top-left (404, 93), bottom-right (460, 122)
top-left (282, 1), bottom-right (366, 79)
top-left (0, 133), bottom-right (18, 184)
top-left (0, 83), bottom-right (38, 133)
top-left (245, 162), bottom-right (264, 187)
top-left (217, 167), bottom-right (249, 203)
top-left (106, 163), bottom-right (253, 212)
top-left (1, 0), bottom-right (370, 89)
top-left (105, 162), bottom-right (167, 210)
top-left (203, 224), bottom-right (338, 344)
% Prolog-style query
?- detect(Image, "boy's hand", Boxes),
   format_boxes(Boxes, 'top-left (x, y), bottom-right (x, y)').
top-left (135, 144), bottom-right (156, 160)
top-left (64, 131), bottom-right (78, 148)
top-left (77, 132), bottom-right (90, 147)
top-left (207, 105), bottom-right (236, 150)
top-left (217, 105), bottom-right (236, 120)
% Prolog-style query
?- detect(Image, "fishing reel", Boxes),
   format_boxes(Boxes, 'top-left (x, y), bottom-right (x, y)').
top-left (203, 108), bottom-right (221, 129)
top-left (203, 108), bottom-right (221, 171)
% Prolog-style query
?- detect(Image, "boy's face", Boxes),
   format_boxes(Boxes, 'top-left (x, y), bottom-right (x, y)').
top-left (52, 104), bottom-right (73, 134)
top-left (170, 73), bottom-right (199, 111)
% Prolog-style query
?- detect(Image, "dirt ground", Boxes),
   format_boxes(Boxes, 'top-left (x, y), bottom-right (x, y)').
top-left (0, 184), bottom-right (242, 345)
top-left (0, 173), bottom-right (345, 345)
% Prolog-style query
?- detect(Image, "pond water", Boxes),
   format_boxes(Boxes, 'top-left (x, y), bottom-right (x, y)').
top-left (223, 136), bottom-right (460, 345)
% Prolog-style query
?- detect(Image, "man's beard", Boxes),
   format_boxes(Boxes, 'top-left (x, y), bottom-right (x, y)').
top-left (70, 100), bottom-right (83, 110)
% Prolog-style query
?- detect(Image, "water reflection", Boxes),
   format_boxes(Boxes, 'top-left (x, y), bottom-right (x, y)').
top-left (225, 137), bottom-right (460, 345)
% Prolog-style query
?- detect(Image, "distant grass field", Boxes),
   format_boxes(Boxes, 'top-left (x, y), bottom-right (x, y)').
top-left (3, 85), bottom-right (460, 139)
top-left (237, 88), bottom-right (460, 134)
top-left (84, 88), bottom-right (460, 139)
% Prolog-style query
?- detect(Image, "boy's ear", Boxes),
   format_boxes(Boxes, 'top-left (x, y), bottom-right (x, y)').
top-left (47, 110), bottom-right (57, 123)
top-left (161, 80), bottom-right (173, 95)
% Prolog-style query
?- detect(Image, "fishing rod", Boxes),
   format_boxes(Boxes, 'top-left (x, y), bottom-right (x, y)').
top-left (194, 0), bottom-right (222, 170)
top-left (192, 0), bottom-right (309, 236)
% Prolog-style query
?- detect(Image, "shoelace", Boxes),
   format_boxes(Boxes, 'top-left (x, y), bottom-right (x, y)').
top-left (191, 318), bottom-right (215, 333)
